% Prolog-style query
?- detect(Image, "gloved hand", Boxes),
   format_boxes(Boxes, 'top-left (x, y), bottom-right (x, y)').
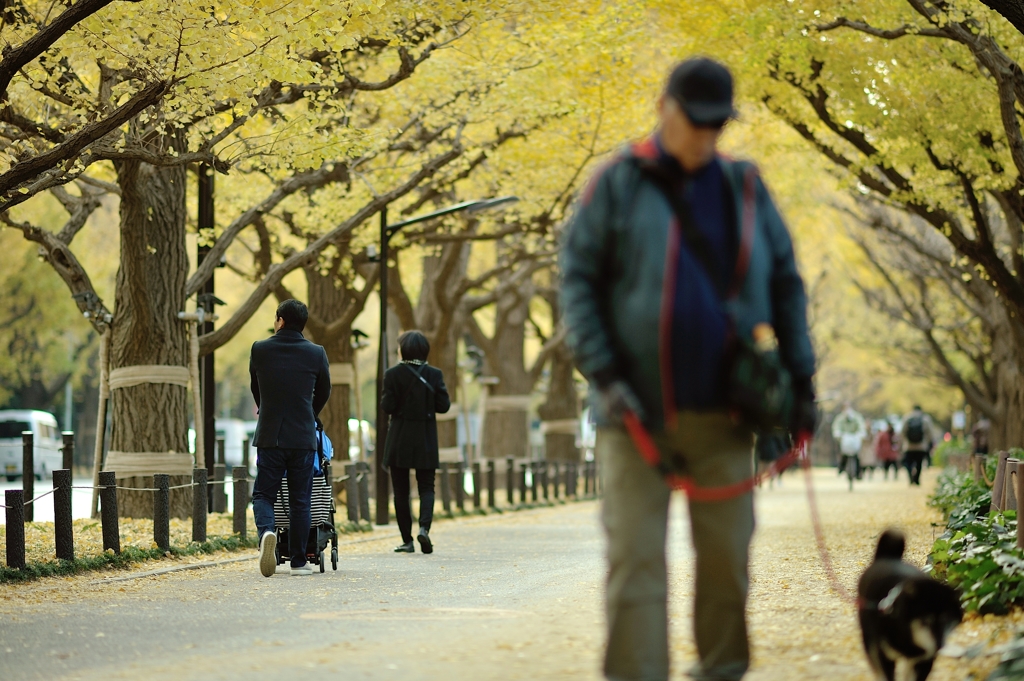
top-left (789, 377), bottom-right (818, 439)
top-left (756, 429), bottom-right (792, 463)
top-left (595, 379), bottom-right (647, 425)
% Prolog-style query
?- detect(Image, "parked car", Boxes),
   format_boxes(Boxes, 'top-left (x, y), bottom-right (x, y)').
top-left (188, 418), bottom-right (258, 477)
top-left (0, 410), bottom-right (62, 481)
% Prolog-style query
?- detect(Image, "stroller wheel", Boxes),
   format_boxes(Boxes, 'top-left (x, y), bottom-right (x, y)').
top-left (319, 549), bottom-right (326, 573)
top-left (331, 548), bottom-right (338, 571)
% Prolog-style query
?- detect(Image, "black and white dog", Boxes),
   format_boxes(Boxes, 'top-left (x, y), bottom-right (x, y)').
top-left (857, 529), bottom-right (963, 681)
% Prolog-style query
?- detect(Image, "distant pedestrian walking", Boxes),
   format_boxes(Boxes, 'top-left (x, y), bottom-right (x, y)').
top-left (875, 422), bottom-right (900, 480)
top-left (832, 403), bottom-right (867, 480)
top-left (901, 405), bottom-right (936, 486)
top-left (560, 57), bottom-right (816, 681)
top-left (250, 299), bottom-right (331, 577)
top-left (381, 330), bottom-right (450, 554)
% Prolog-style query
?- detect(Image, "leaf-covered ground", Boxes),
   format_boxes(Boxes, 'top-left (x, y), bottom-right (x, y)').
top-left (0, 466), bottom-right (1017, 681)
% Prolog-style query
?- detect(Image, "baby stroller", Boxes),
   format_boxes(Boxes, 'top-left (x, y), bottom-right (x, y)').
top-left (273, 422), bottom-right (339, 572)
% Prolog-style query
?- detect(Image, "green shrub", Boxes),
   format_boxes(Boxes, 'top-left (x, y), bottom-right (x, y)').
top-left (932, 436), bottom-right (971, 468)
top-left (929, 510), bottom-right (1024, 614)
top-left (929, 467), bottom-right (991, 520)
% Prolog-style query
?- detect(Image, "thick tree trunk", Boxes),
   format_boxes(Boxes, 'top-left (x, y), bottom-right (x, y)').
top-left (988, 320), bottom-right (1024, 450)
top-left (481, 290), bottom-right (532, 462)
top-left (405, 247), bottom-right (469, 455)
top-left (305, 265), bottom-right (352, 462)
top-left (538, 344), bottom-right (579, 463)
top-left (108, 150), bottom-right (191, 518)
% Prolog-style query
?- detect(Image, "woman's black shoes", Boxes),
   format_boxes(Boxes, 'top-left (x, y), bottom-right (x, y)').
top-left (394, 542), bottom-right (415, 553)
top-left (417, 528), bottom-right (433, 554)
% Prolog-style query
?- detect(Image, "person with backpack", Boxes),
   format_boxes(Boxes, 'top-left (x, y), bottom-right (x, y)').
top-left (381, 330), bottom-right (451, 554)
top-left (900, 405), bottom-right (935, 486)
top-left (559, 57), bottom-right (816, 681)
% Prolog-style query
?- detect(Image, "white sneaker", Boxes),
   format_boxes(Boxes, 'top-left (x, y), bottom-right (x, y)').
top-left (259, 531), bottom-right (277, 578)
top-left (291, 564), bottom-right (313, 576)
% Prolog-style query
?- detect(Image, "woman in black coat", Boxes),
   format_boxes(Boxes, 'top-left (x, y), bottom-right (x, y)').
top-left (381, 330), bottom-right (450, 553)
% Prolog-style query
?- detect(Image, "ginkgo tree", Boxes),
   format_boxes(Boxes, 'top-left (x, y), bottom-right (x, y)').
top-left (1, 0), bottom-right (527, 516)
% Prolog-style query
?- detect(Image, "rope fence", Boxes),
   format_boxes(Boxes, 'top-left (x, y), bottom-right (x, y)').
top-left (4, 465), bottom-right (255, 570)
top-left (5, 422), bottom-right (603, 571)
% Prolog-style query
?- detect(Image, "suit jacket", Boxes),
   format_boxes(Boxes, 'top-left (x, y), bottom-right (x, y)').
top-left (250, 329), bottom-right (331, 449)
top-left (381, 362), bottom-right (450, 469)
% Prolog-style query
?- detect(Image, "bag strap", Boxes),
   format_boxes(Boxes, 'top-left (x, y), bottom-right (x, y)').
top-left (638, 161), bottom-right (757, 301)
top-left (395, 363), bottom-right (433, 415)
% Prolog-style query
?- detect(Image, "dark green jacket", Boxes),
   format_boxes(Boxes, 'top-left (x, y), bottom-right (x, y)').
top-left (559, 137), bottom-right (815, 431)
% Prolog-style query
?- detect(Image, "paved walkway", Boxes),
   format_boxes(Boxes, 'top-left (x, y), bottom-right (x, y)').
top-left (0, 467), bottom-right (994, 680)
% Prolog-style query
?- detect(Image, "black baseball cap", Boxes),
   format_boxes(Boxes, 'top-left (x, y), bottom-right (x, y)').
top-left (666, 57), bottom-right (738, 127)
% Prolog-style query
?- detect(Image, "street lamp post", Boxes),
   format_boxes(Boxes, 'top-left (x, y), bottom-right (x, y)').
top-left (373, 196), bottom-right (518, 525)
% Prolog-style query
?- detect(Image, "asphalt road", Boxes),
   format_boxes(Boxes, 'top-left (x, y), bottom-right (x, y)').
top-left (0, 502), bottom-right (611, 681)
top-left (0, 467), bottom-right (992, 681)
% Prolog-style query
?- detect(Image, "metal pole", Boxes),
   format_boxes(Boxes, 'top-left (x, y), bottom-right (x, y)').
top-left (198, 164), bottom-right (216, 498)
top-left (375, 206), bottom-right (390, 525)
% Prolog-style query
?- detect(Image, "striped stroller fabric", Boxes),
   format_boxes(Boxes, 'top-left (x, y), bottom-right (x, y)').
top-left (274, 473), bottom-right (333, 529)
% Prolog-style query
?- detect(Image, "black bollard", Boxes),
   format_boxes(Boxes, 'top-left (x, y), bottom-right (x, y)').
top-left (242, 437), bottom-right (250, 473)
top-left (53, 469), bottom-right (74, 561)
top-left (345, 463), bottom-right (359, 523)
top-left (61, 431), bottom-right (74, 471)
top-left (552, 462), bottom-right (561, 500)
top-left (487, 460), bottom-right (496, 508)
top-left (357, 462), bottom-right (371, 522)
top-left (193, 467), bottom-right (208, 543)
top-left (22, 431), bottom-right (33, 522)
top-left (232, 466), bottom-right (248, 538)
top-left (584, 461), bottom-right (593, 496)
top-left (5, 490), bottom-right (25, 568)
top-left (153, 474), bottom-right (170, 551)
top-left (532, 458), bottom-right (540, 501)
top-left (472, 462), bottom-right (482, 509)
top-left (212, 463), bottom-right (227, 513)
top-left (540, 461), bottom-right (549, 501)
top-left (506, 457), bottom-right (515, 505)
top-left (99, 471), bottom-right (120, 553)
top-left (455, 462), bottom-right (465, 512)
top-left (520, 463), bottom-right (529, 504)
top-left (440, 462), bottom-right (452, 513)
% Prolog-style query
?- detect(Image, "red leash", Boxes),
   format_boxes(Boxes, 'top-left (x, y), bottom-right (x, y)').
top-left (622, 411), bottom-right (856, 603)
top-left (621, 411), bottom-right (805, 502)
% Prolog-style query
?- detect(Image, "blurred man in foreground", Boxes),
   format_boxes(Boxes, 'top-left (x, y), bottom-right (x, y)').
top-left (560, 58), bottom-right (816, 681)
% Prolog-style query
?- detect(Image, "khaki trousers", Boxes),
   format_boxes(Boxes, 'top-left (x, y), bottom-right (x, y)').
top-left (599, 412), bottom-right (755, 681)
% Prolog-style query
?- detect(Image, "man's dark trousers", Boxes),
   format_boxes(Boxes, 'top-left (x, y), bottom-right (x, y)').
top-left (252, 448), bottom-right (315, 568)
top-left (905, 449), bottom-right (927, 486)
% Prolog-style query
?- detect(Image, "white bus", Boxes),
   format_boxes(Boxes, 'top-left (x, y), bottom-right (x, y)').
top-left (0, 410), bottom-right (62, 481)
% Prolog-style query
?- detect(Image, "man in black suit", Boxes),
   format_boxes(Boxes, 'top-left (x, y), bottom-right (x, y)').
top-left (250, 299), bottom-right (331, 577)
